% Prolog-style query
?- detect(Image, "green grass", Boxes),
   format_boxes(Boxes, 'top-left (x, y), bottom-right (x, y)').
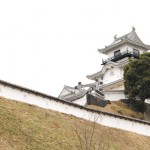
top-left (0, 97), bottom-right (150, 150)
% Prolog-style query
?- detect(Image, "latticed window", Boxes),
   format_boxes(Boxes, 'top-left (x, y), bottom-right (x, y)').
top-left (110, 70), bottom-right (114, 76)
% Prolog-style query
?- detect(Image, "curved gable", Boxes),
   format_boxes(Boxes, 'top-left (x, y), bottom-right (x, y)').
top-left (87, 61), bottom-right (120, 80)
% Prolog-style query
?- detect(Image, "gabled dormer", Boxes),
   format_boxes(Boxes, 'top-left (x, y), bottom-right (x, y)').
top-left (98, 28), bottom-right (150, 65)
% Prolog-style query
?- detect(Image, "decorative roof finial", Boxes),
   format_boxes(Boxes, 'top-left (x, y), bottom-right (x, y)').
top-left (114, 34), bottom-right (117, 39)
top-left (132, 26), bottom-right (135, 31)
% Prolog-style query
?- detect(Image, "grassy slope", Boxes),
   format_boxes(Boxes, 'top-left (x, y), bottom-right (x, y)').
top-left (87, 101), bottom-right (144, 119)
top-left (0, 97), bottom-right (150, 150)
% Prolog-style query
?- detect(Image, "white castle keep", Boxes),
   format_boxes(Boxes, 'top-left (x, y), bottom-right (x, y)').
top-left (59, 28), bottom-right (150, 106)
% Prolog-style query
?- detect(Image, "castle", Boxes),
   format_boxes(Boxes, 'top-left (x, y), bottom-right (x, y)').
top-left (59, 28), bottom-right (150, 106)
top-left (0, 28), bottom-right (149, 136)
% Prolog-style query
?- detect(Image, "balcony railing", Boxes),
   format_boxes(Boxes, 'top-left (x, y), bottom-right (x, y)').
top-left (102, 50), bottom-right (139, 65)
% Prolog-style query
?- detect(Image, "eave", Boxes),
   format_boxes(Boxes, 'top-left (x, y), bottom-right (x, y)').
top-left (98, 38), bottom-right (150, 54)
top-left (60, 90), bottom-right (87, 102)
top-left (101, 78), bottom-right (124, 90)
top-left (86, 61), bottom-right (120, 80)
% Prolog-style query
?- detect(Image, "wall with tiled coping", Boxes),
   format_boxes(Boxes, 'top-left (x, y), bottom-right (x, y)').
top-left (0, 80), bottom-right (150, 137)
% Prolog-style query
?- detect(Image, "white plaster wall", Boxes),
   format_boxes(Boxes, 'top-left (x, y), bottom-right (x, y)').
top-left (0, 85), bottom-right (50, 109)
top-left (145, 99), bottom-right (150, 104)
top-left (103, 67), bottom-right (122, 84)
top-left (128, 44), bottom-right (146, 54)
top-left (73, 95), bottom-right (87, 106)
top-left (0, 84), bottom-right (150, 136)
top-left (104, 91), bottom-right (126, 101)
top-left (107, 45), bottom-right (127, 57)
top-left (120, 66), bottom-right (124, 78)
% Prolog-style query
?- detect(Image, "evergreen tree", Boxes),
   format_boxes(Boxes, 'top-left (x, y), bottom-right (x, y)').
top-left (124, 52), bottom-right (150, 112)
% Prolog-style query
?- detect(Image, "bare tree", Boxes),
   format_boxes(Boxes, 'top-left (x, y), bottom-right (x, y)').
top-left (74, 114), bottom-right (109, 150)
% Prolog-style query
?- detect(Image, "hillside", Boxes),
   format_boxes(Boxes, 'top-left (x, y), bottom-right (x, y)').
top-left (87, 101), bottom-right (144, 120)
top-left (0, 97), bottom-right (150, 150)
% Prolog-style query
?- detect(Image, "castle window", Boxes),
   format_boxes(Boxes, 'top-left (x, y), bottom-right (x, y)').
top-left (114, 50), bottom-right (121, 57)
top-left (133, 49), bottom-right (139, 57)
top-left (110, 70), bottom-right (114, 76)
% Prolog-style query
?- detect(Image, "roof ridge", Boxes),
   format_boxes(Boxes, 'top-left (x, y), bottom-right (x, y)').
top-left (115, 31), bottom-right (132, 41)
top-left (98, 29), bottom-right (150, 54)
top-left (114, 29), bottom-right (145, 45)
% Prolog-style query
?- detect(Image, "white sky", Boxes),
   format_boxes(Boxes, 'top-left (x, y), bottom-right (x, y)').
top-left (0, 0), bottom-right (150, 97)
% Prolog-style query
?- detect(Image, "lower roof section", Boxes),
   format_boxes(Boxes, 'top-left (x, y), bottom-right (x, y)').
top-left (100, 78), bottom-right (124, 90)
top-left (87, 61), bottom-right (121, 80)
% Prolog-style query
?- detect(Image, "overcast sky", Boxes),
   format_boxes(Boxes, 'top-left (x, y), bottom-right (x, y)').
top-left (0, 0), bottom-right (150, 97)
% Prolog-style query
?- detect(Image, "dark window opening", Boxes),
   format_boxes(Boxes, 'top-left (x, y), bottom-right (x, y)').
top-left (114, 50), bottom-right (121, 58)
top-left (133, 49), bottom-right (140, 57)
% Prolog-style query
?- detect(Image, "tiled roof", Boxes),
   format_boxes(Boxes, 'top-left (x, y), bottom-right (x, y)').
top-left (114, 29), bottom-right (144, 45)
top-left (59, 82), bottom-right (105, 102)
top-left (100, 79), bottom-right (124, 89)
top-left (60, 89), bottom-right (87, 102)
top-left (98, 29), bottom-right (150, 54)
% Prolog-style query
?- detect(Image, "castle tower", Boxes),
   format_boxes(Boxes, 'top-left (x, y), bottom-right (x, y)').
top-left (59, 28), bottom-right (150, 104)
top-left (87, 28), bottom-right (150, 100)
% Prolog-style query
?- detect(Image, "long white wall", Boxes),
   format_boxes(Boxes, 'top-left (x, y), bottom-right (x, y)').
top-left (104, 91), bottom-right (126, 101)
top-left (108, 44), bottom-right (128, 57)
top-left (73, 95), bottom-right (87, 106)
top-left (0, 83), bottom-right (150, 137)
